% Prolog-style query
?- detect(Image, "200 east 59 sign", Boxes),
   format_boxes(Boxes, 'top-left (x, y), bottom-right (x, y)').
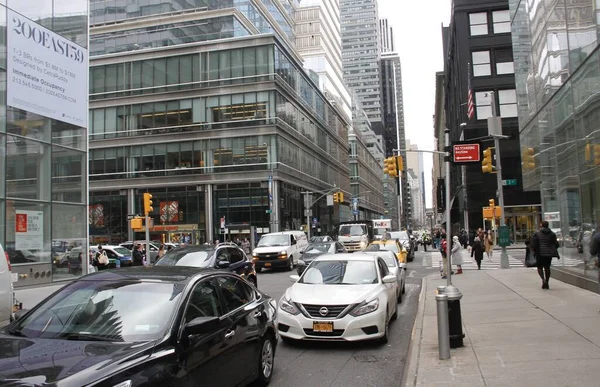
top-left (7, 9), bottom-right (88, 127)
top-left (453, 143), bottom-right (481, 163)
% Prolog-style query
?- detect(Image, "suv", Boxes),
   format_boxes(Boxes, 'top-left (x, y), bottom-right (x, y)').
top-left (154, 243), bottom-right (258, 287)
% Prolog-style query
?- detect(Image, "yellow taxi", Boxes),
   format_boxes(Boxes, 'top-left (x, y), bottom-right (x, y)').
top-left (365, 238), bottom-right (408, 264)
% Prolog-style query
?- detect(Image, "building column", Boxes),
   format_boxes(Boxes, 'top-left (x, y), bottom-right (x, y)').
top-left (205, 184), bottom-right (213, 243)
top-left (272, 179), bottom-right (280, 232)
top-left (127, 188), bottom-right (135, 241)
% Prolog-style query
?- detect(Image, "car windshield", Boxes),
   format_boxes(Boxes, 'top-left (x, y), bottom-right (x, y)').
top-left (339, 225), bottom-right (367, 236)
top-left (113, 247), bottom-right (132, 255)
top-left (381, 243), bottom-right (399, 253)
top-left (379, 253), bottom-right (397, 267)
top-left (154, 249), bottom-right (213, 268)
top-left (7, 280), bottom-right (184, 342)
top-left (304, 243), bottom-right (333, 254)
top-left (257, 235), bottom-right (290, 247)
top-left (300, 260), bottom-right (377, 285)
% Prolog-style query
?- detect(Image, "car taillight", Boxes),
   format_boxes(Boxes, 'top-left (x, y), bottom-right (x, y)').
top-left (5, 252), bottom-right (11, 271)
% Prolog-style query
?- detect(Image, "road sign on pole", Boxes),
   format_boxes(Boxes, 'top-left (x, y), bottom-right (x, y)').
top-left (502, 179), bottom-right (517, 186)
top-left (452, 143), bottom-right (481, 163)
top-left (498, 225), bottom-right (511, 247)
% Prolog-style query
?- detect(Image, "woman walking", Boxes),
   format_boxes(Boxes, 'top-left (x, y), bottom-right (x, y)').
top-left (484, 230), bottom-right (494, 261)
top-left (451, 236), bottom-right (463, 274)
top-left (471, 232), bottom-right (485, 269)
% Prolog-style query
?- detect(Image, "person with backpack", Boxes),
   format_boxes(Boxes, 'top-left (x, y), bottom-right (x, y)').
top-left (471, 231), bottom-right (485, 269)
top-left (529, 221), bottom-right (560, 289)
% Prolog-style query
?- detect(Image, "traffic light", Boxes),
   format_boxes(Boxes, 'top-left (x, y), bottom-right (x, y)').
top-left (595, 145), bottom-right (600, 166)
top-left (143, 193), bottom-right (153, 215)
top-left (522, 147), bottom-right (535, 170)
top-left (333, 192), bottom-right (339, 203)
top-left (585, 144), bottom-right (592, 164)
top-left (384, 157), bottom-right (398, 177)
top-left (482, 147), bottom-right (494, 173)
top-left (338, 192), bottom-right (344, 203)
top-left (130, 217), bottom-right (143, 230)
top-left (395, 155), bottom-right (404, 171)
top-left (489, 199), bottom-right (495, 208)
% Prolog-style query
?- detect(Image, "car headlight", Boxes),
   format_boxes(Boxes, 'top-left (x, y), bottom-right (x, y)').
top-left (351, 298), bottom-right (379, 317)
top-left (359, 241), bottom-right (367, 248)
top-left (279, 297), bottom-right (300, 315)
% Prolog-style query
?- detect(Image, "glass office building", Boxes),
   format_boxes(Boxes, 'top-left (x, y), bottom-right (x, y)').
top-left (1, 1), bottom-right (88, 287)
top-left (511, 0), bottom-right (600, 286)
top-left (88, 1), bottom-right (351, 244)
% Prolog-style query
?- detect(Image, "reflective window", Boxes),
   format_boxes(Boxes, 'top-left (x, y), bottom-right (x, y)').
top-left (492, 10), bottom-right (511, 34)
top-left (52, 146), bottom-right (85, 204)
top-left (5, 201), bottom-right (52, 265)
top-left (475, 91), bottom-right (492, 120)
top-left (215, 276), bottom-right (253, 313)
top-left (469, 12), bottom-right (488, 36)
top-left (498, 89), bottom-right (518, 118)
top-left (495, 48), bottom-right (514, 75)
top-left (185, 279), bottom-right (223, 321)
top-left (472, 51), bottom-right (491, 77)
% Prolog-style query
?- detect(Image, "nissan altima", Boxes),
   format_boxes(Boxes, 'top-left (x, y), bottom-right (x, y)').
top-left (277, 253), bottom-right (398, 344)
top-left (0, 267), bottom-right (278, 387)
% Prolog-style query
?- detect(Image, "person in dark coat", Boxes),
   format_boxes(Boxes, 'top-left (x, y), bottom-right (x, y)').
top-left (132, 244), bottom-right (144, 266)
top-left (529, 221), bottom-right (560, 289)
top-left (471, 232), bottom-right (485, 270)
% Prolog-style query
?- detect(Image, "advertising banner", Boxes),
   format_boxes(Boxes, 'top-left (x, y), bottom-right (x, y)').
top-left (7, 9), bottom-right (88, 127)
top-left (15, 210), bottom-right (44, 250)
top-left (89, 204), bottom-right (104, 227)
top-left (160, 201), bottom-right (179, 223)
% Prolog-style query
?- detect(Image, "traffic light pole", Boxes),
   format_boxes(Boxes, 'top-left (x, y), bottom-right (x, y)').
top-left (145, 214), bottom-right (151, 264)
top-left (490, 92), bottom-right (510, 269)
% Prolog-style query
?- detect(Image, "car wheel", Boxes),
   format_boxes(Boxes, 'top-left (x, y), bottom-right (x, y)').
top-left (286, 256), bottom-right (294, 271)
top-left (254, 333), bottom-right (276, 386)
top-left (397, 288), bottom-right (402, 304)
top-left (402, 283), bottom-right (406, 295)
top-left (379, 310), bottom-right (390, 344)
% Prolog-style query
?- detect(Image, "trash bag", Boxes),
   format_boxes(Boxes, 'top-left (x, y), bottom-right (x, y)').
top-left (525, 249), bottom-right (537, 267)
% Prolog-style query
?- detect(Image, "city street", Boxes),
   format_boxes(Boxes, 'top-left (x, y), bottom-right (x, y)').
top-left (259, 250), bottom-right (437, 387)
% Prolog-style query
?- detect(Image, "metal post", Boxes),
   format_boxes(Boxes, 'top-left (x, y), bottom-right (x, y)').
top-left (396, 175), bottom-right (402, 230)
top-left (445, 129), bottom-right (452, 286)
top-left (305, 192), bottom-right (311, 240)
top-left (490, 92), bottom-right (510, 269)
top-left (436, 292), bottom-right (451, 360)
top-left (145, 214), bottom-right (151, 265)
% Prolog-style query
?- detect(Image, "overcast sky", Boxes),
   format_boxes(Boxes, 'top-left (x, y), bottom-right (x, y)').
top-left (379, 0), bottom-right (451, 208)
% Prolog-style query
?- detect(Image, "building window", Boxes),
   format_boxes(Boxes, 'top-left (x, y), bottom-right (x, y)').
top-left (475, 91), bottom-right (492, 120)
top-left (498, 89), bottom-right (517, 117)
top-left (495, 48), bottom-right (514, 74)
top-left (469, 12), bottom-right (488, 36)
top-left (492, 10), bottom-right (511, 34)
top-left (472, 51), bottom-right (491, 76)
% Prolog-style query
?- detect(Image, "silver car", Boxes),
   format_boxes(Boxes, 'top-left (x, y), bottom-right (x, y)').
top-left (363, 250), bottom-right (406, 303)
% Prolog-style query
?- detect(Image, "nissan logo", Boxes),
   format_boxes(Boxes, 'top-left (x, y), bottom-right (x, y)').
top-left (319, 307), bottom-right (329, 316)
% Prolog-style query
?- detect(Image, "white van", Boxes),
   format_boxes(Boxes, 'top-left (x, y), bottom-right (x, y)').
top-left (0, 243), bottom-right (14, 326)
top-left (252, 231), bottom-right (308, 272)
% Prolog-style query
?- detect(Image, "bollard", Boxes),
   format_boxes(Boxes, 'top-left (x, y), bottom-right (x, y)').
top-left (437, 285), bottom-right (447, 295)
top-left (443, 285), bottom-right (465, 348)
top-left (436, 293), bottom-right (451, 360)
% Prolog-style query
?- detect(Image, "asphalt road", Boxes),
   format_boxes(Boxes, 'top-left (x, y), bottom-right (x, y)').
top-left (257, 249), bottom-right (438, 387)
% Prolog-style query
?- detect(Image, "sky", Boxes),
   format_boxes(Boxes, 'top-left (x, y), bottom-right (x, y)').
top-left (379, 0), bottom-right (451, 208)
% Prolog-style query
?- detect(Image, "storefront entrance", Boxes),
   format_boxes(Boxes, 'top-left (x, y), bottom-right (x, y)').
top-left (505, 206), bottom-right (541, 243)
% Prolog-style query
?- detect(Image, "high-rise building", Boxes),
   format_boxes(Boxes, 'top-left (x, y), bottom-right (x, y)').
top-left (443, 0), bottom-right (540, 237)
top-left (511, 0), bottom-right (600, 288)
top-left (88, 0), bottom-right (351, 243)
top-left (340, 0), bottom-right (383, 125)
top-left (2, 1), bottom-right (89, 287)
top-left (406, 140), bottom-right (426, 227)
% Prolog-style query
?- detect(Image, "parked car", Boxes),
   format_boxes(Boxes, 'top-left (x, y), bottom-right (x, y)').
top-left (0, 267), bottom-right (278, 386)
top-left (119, 241), bottom-right (160, 263)
top-left (252, 231), bottom-right (308, 272)
top-left (0, 243), bottom-right (14, 325)
top-left (278, 253), bottom-right (398, 344)
top-left (365, 239), bottom-right (408, 264)
top-left (155, 243), bottom-right (258, 287)
top-left (363, 250), bottom-right (406, 303)
top-left (297, 241), bottom-right (347, 275)
top-left (389, 231), bottom-right (415, 261)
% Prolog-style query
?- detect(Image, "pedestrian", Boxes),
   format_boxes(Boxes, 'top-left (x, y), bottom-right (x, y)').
top-left (157, 244), bottom-right (166, 261)
top-left (529, 221), bottom-right (560, 289)
top-left (471, 232), bottom-right (485, 269)
top-left (242, 238), bottom-right (251, 255)
top-left (440, 233), bottom-right (448, 279)
top-left (94, 245), bottom-right (110, 271)
top-left (132, 244), bottom-right (144, 266)
top-left (484, 230), bottom-right (494, 261)
top-left (452, 236), bottom-right (463, 274)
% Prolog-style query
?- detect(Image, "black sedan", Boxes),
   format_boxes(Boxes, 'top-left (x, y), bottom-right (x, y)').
top-left (0, 267), bottom-right (278, 387)
top-left (297, 241), bottom-right (347, 275)
top-left (155, 243), bottom-right (258, 287)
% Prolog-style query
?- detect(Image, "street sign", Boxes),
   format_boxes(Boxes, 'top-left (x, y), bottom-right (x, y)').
top-left (502, 179), bottom-right (517, 186)
top-left (452, 143), bottom-right (481, 163)
top-left (126, 214), bottom-right (138, 220)
top-left (498, 225), bottom-right (511, 247)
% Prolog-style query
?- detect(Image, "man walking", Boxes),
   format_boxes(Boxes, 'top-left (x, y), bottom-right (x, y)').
top-left (529, 221), bottom-right (560, 289)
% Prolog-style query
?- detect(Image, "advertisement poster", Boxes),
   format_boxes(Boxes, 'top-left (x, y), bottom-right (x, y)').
top-left (160, 201), bottom-right (179, 223)
top-left (89, 204), bottom-right (104, 227)
top-left (6, 9), bottom-right (88, 127)
top-left (15, 210), bottom-right (44, 250)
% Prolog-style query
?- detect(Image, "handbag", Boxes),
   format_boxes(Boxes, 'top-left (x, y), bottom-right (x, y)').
top-left (525, 249), bottom-right (537, 267)
top-left (98, 251), bottom-right (109, 265)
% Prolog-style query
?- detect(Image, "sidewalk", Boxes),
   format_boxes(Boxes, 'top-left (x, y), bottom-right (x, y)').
top-left (405, 269), bottom-right (600, 387)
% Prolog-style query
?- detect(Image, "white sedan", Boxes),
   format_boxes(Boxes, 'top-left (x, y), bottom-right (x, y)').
top-left (363, 250), bottom-right (406, 303)
top-left (277, 253), bottom-right (398, 344)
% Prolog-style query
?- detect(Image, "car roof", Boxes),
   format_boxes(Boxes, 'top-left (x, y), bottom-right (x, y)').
top-left (313, 253), bottom-right (379, 262)
top-left (80, 266), bottom-right (225, 284)
top-left (371, 240), bottom-right (397, 244)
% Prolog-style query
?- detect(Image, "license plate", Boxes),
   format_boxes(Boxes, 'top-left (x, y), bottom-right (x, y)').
top-left (313, 321), bottom-right (333, 333)
top-left (265, 262), bottom-right (271, 267)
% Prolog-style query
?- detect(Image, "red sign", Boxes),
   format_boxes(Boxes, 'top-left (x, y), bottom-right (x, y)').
top-left (453, 143), bottom-right (481, 163)
top-left (15, 214), bottom-right (27, 232)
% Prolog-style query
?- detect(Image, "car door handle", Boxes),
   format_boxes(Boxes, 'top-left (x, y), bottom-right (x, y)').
top-left (253, 311), bottom-right (262, 318)
top-left (224, 330), bottom-right (235, 339)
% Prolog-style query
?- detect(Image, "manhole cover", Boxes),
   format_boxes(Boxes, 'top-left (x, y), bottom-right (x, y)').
top-left (353, 355), bottom-right (378, 363)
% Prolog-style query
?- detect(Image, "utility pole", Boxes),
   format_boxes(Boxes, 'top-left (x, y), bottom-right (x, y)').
top-left (489, 92), bottom-right (510, 269)
top-left (304, 191), bottom-right (312, 240)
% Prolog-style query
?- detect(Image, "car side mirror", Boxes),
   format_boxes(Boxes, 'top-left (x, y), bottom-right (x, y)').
top-left (382, 274), bottom-right (397, 284)
top-left (217, 260), bottom-right (230, 269)
top-left (184, 316), bottom-right (220, 336)
top-left (289, 274), bottom-right (300, 282)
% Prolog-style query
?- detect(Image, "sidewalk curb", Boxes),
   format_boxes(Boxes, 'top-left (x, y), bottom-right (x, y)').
top-left (401, 274), bottom-right (430, 387)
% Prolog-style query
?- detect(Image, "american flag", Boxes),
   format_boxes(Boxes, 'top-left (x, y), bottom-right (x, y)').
top-left (467, 63), bottom-right (475, 120)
